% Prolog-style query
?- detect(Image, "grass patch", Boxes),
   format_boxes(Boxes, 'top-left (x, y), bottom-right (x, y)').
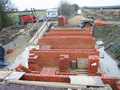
top-left (9, 11), bottom-right (46, 23)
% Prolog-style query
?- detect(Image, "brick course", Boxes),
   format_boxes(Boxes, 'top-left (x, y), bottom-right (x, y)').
top-left (39, 36), bottom-right (95, 49)
top-left (45, 31), bottom-right (92, 36)
top-left (29, 48), bottom-right (99, 67)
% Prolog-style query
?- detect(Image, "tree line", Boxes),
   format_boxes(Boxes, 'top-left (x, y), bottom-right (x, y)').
top-left (0, 0), bottom-right (79, 31)
top-left (0, 0), bottom-right (17, 31)
top-left (82, 5), bottom-right (120, 9)
top-left (58, 0), bottom-right (79, 16)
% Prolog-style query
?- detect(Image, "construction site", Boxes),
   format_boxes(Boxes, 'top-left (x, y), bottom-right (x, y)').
top-left (0, 8), bottom-right (120, 90)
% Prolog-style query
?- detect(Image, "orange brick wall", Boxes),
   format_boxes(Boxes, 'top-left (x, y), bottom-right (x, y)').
top-left (50, 28), bottom-right (92, 31)
top-left (29, 48), bottom-right (99, 67)
top-left (58, 16), bottom-right (68, 26)
top-left (101, 76), bottom-right (119, 90)
top-left (45, 31), bottom-right (92, 36)
top-left (28, 54), bottom-right (39, 71)
top-left (39, 36), bottom-right (95, 49)
top-left (22, 73), bottom-right (70, 83)
top-left (87, 55), bottom-right (99, 73)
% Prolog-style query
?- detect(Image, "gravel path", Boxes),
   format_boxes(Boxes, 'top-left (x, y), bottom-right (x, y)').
top-left (0, 83), bottom-right (67, 90)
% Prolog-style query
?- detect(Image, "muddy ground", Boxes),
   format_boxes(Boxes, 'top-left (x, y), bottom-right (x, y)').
top-left (0, 22), bottom-right (43, 70)
top-left (0, 22), bottom-right (43, 45)
top-left (93, 23), bottom-right (120, 67)
top-left (82, 9), bottom-right (120, 21)
top-left (82, 9), bottom-right (120, 67)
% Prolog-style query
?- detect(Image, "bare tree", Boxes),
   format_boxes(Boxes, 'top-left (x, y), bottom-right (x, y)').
top-left (58, 0), bottom-right (74, 16)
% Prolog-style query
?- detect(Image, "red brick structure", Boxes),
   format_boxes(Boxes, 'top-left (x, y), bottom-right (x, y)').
top-left (58, 16), bottom-right (68, 26)
top-left (50, 28), bottom-right (92, 32)
top-left (87, 55), bottom-right (99, 73)
top-left (59, 54), bottom-right (69, 73)
top-left (45, 31), bottom-right (92, 36)
top-left (28, 54), bottom-right (39, 71)
top-left (29, 48), bottom-right (99, 68)
top-left (15, 17), bottom-right (120, 89)
top-left (39, 36), bottom-right (95, 49)
top-left (22, 73), bottom-right (70, 83)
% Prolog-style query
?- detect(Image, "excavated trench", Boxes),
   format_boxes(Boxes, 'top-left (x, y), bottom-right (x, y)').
top-left (93, 24), bottom-right (120, 67)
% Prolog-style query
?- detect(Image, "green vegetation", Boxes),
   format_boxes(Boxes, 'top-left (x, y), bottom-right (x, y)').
top-left (36, 11), bottom-right (46, 18)
top-left (8, 10), bottom-right (46, 24)
top-left (115, 49), bottom-right (120, 59)
top-left (58, 0), bottom-right (79, 16)
top-left (0, 0), bottom-right (18, 30)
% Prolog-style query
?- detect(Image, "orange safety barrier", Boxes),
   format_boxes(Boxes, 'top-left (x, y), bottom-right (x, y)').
top-left (94, 20), bottom-right (106, 26)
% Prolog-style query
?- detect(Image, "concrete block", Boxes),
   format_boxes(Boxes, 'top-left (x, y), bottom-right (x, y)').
top-left (77, 58), bottom-right (88, 69)
top-left (71, 60), bottom-right (76, 70)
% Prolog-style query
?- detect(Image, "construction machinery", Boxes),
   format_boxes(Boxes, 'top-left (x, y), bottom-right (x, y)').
top-left (19, 8), bottom-right (39, 25)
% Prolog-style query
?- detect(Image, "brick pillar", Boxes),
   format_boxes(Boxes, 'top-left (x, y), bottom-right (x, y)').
top-left (28, 54), bottom-right (39, 71)
top-left (87, 55), bottom-right (99, 73)
top-left (58, 16), bottom-right (65, 26)
top-left (59, 54), bottom-right (69, 73)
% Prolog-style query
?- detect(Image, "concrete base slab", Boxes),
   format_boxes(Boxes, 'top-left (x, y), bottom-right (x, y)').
top-left (0, 71), bottom-right (12, 81)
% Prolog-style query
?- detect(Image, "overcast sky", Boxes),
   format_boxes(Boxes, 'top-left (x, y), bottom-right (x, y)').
top-left (11, 0), bottom-right (120, 11)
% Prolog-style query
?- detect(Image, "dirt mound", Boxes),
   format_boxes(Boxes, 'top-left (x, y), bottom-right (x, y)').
top-left (68, 15), bottom-right (85, 24)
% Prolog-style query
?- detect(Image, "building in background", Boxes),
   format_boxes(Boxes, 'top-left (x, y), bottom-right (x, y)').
top-left (77, 9), bottom-right (81, 15)
top-left (46, 8), bottom-right (58, 20)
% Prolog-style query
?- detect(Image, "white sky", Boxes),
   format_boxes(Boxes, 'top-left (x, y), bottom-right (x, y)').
top-left (11, 0), bottom-right (120, 11)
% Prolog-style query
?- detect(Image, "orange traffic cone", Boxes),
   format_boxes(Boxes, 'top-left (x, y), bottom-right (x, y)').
top-left (94, 20), bottom-right (106, 26)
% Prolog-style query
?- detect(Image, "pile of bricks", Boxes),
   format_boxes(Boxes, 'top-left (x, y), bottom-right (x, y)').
top-left (87, 55), bottom-right (99, 74)
top-left (58, 16), bottom-right (68, 26)
top-left (15, 63), bottom-right (30, 72)
top-left (59, 55), bottom-right (69, 73)
top-left (40, 68), bottom-right (56, 75)
top-left (28, 54), bottom-right (39, 71)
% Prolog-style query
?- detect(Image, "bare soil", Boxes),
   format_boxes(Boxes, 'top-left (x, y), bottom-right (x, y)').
top-left (68, 15), bottom-right (85, 24)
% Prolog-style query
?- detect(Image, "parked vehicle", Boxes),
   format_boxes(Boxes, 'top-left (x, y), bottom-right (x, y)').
top-left (19, 8), bottom-right (39, 25)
